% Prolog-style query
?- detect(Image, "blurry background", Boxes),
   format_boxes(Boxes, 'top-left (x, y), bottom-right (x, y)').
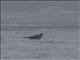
top-left (1, 1), bottom-right (79, 60)
top-left (1, 1), bottom-right (79, 27)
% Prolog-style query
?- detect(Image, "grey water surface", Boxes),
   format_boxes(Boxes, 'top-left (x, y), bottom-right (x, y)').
top-left (1, 1), bottom-right (79, 60)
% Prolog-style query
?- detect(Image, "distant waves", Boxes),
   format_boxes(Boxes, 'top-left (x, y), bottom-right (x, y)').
top-left (1, 26), bottom-right (78, 30)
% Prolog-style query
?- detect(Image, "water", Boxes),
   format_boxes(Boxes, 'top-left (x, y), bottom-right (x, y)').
top-left (1, 27), bottom-right (79, 60)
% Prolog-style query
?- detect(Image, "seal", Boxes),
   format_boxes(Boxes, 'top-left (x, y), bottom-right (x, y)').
top-left (23, 33), bottom-right (43, 40)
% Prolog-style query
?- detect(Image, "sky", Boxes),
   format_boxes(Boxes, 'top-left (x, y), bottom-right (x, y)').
top-left (1, 1), bottom-right (79, 27)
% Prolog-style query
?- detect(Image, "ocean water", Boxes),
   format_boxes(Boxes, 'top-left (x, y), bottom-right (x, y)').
top-left (1, 27), bottom-right (79, 60)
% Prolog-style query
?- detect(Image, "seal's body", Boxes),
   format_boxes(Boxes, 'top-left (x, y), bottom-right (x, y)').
top-left (23, 33), bottom-right (43, 40)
